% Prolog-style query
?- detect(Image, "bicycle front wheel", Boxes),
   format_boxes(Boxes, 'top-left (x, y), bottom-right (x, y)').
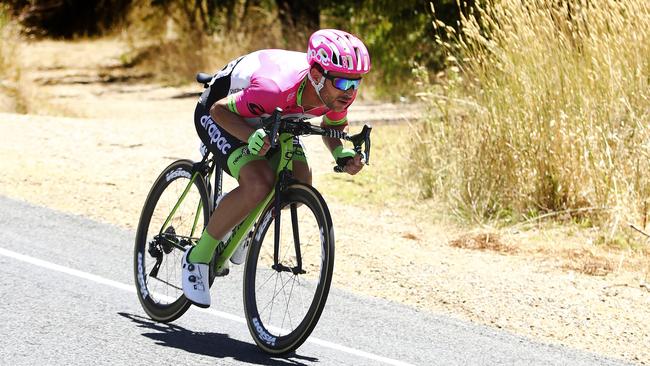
top-left (243, 183), bottom-right (334, 355)
top-left (134, 159), bottom-right (210, 322)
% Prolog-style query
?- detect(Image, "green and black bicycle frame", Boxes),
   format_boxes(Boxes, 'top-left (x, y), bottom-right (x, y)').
top-left (260, 107), bottom-right (373, 274)
top-left (155, 106), bottom-right (371, 276)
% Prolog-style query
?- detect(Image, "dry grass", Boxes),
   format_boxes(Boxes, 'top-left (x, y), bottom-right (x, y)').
top-left (0, 5), bottom-right (23, 113)
top-left (414, 0), bottom-right (650, 250)
top-left (561, 248), bottom-right (615, 276)
top-left (449, 232), bottom-right (518, 254)
top-left (448, 227), bottom-right (650, 276)
top-left (121, 1), bottom-right (298, 86)
top-left (0, 6), bottom-right (15, 76)
top-left (0, 7), bottom-right (73, 116)
top-left (319, 124), bottom-right (421, 207)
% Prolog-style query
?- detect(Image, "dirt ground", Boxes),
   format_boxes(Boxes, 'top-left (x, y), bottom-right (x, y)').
top-left (1, 39), bottom-right (649, 364)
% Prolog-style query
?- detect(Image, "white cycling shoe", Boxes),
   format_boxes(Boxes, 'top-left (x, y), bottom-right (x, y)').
top-left (181, 248), bottom-right (211, 308)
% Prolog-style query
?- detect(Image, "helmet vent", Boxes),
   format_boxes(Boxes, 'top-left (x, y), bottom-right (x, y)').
top-left (354, 47), bottom-right (362, 71)
top-left (331, 52), bottom-right (340, 66)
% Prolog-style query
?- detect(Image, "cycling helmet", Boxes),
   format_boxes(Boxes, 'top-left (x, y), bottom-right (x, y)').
top-left (307, 29), bottom-right (371, 74)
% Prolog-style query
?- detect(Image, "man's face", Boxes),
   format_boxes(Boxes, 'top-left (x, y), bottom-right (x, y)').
top-left (317, 70), bottom-right (363, 112)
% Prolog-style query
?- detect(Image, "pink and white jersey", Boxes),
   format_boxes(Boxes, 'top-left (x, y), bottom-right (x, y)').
top-left (221, 49), bottom-right (351, 129)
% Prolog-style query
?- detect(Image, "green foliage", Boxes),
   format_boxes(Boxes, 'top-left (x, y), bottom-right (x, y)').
top-left (322, 1), bottom-right (443, 98)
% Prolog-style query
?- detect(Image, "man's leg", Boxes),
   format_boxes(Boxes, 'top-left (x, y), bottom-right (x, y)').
top-left (189, 159), bottom-right (275, 263)
top-left (292, 160), bottom-right (312, 186)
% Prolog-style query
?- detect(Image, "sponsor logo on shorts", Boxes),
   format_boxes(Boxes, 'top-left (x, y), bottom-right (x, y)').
top-left (232, 149), bottom-right (246, 166)
top-left (200, 115), bottom-right (232, 155)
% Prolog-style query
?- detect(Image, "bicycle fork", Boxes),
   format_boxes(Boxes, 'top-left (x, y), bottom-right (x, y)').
top-left (271, 181), bottom-right (305, 275)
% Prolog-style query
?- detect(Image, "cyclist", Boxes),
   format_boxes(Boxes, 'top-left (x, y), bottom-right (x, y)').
top-left (182, 29), bottom-right (371, 307)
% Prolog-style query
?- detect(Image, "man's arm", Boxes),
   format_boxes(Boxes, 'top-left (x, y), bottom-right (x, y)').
top-left (320, 118), bottom-right (364, 175)
top-left (209, 78), bottom-right (281, 155)
top-left (210, 97), bottom-right (255, 142)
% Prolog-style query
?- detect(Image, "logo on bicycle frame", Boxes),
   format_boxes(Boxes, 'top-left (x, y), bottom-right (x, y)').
top-left (215, 222), bottom-right (243, 256)
top-left (256, 209), bottom-right (274, 242)
top-left (284, 148), bottom-right (305, 161)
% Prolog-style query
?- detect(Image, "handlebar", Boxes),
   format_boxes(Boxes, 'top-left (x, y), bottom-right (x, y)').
top-left (243, 107), bottom-right (373, 173)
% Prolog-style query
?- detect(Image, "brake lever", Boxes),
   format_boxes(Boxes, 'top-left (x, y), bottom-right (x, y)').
top-left (361, 125), bottom-right (372, 165)
top-left (268, 107), bottom-right (282, 148)
top-left (333, 124), bottom-right (372, 173)
top-left (242, 107), bottom-right (283, 156)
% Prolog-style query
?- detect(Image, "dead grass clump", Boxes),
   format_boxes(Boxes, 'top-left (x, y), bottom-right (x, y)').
top-left (449, 233), bottom-right (518, 254)
top-left (562, 249), bottom-right (614, 276)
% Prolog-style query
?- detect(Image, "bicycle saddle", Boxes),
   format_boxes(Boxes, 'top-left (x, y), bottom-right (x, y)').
top-left (196, 72), bottom-right (213, 87)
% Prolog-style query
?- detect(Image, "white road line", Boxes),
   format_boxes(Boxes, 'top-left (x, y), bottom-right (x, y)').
top-left (0, 247), bottom-right (414, 366)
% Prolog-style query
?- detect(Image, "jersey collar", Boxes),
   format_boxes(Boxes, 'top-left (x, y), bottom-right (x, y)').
top-left (296, 78), bottom-right (307, 108)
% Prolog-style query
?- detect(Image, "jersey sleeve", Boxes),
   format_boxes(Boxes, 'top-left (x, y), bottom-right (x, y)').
top-left (322, 109), bottom-right (348, 130)
top-left (225, 77), bottom-right (281, 118)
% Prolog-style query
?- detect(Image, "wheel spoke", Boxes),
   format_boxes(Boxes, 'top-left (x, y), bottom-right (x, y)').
top-left (149, 274), bottom-right (183, 291)
top-left (134, 161), bottom-right (210, 322)
top-left (244, 187), bottom-right (334, 353)
top-left (281, 275), bottom-right (297, 331)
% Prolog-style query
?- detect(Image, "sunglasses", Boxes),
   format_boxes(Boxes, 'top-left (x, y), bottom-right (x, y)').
top-left (322, 72), bottom-right (362, 91)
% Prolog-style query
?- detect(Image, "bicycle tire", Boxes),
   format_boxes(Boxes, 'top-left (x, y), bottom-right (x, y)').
top-left (243, 183), bottom-right (334, 355)
top-left (134, 159), bottom-right (211, 322)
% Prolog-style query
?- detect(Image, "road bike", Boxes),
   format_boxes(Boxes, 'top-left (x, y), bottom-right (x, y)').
top-left (133, 73), bottom-right (372, 355)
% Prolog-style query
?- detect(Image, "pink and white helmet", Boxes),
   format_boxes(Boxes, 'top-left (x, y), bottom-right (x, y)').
top-left (307, 29), bottom-right (371, 74)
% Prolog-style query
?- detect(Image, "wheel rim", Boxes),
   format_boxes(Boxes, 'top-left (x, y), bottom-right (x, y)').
top-left (138, 171), bottom-right (207, 308)
top-left (249, 200), bottom-right (328, 343)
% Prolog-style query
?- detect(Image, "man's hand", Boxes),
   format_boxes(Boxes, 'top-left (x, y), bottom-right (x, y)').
top-left (343, 153), bottom-right (364, 175)
top-left (333, 145), bottom-right (364, 175)
top-left (248, 128), bottom-right (270, 156)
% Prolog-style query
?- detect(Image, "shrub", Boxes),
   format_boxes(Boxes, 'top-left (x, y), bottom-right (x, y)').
top-left (413, 0), bottom-right (650, 236)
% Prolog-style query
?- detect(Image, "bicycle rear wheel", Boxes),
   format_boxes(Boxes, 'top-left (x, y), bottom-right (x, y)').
top-left (243, 184), bottom-right (334, 355)
top-left (134, 159), bottom-right (210, 322)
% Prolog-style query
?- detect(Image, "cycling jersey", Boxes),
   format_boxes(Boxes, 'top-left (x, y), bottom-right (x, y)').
top-left (194, 49), bottom-right (353, 179)
top-left (201, 49), bottom-right (352, 128)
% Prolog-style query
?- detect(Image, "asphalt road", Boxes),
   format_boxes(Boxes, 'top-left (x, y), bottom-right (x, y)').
top-left (0, 196), bottom-right (633, 366)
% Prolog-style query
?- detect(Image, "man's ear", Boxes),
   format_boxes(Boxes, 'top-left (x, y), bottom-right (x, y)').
top-left (309, 66), bottom-right (322, 81)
